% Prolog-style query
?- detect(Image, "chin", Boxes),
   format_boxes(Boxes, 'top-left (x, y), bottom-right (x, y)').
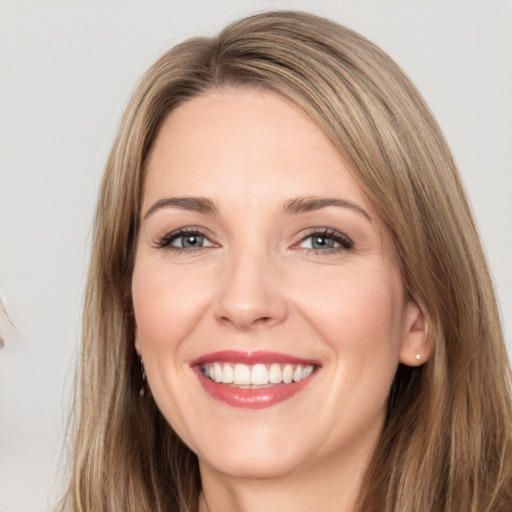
top-left (185, 418), bottom-right (308, 480)
top-left (199, 443), bottom-right (305, 480)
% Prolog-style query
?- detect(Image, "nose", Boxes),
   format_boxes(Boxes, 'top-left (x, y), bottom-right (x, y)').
top-left (213, 250), bottom-right (288, 331)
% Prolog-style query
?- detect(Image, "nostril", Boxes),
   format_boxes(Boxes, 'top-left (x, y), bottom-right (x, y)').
top-left (220, 315), bottom-right (270, 322)
top-left (253, 316), bottom-right (277, 327)
top-left (218, 314), bottom-right (277, 329)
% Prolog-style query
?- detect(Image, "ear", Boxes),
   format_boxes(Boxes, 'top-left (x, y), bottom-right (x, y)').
top-left (399, 298), bottom-right (432, 367)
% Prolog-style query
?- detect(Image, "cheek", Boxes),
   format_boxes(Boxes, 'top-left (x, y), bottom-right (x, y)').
top-left (131, 261), bottom-right (215, 439)
top-left (293, 264), bottom-right (406, 361)
top-left (291, 266), bottom-right (406, 433)
top-left (132, 262), bottom-right (214, 353)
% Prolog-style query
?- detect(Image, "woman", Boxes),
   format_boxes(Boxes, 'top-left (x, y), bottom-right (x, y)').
top-left (62, 10), bottom-right (512, 512)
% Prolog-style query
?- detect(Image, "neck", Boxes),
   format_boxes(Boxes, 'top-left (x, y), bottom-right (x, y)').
top-left (198, 445), bottom-right (371, 512)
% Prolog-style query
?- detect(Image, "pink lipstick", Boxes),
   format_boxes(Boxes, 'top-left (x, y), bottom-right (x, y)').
top-left (191, 351), bottom-right (319, 409)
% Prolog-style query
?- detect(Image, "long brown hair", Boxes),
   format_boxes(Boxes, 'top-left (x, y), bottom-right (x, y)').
top-left (63, 10), bottom-right (512, 511)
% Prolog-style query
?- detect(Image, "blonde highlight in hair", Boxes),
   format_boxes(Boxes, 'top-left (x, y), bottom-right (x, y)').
top-left (62, 10), bottom-right (512, 511)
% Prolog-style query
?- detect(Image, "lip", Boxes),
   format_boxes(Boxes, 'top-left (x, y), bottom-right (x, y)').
top-left (191, 350), bottom-right (320, 409)
top-left (191, 350), bottom-right (320, 366)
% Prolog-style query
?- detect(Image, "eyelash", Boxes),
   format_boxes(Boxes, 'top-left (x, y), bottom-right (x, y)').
top-left (154, 227), bottom-right (214, 253)
top-left (297, 228), bottom-right (353, 255)
top-left (154, 227), bottom-right (354, 254)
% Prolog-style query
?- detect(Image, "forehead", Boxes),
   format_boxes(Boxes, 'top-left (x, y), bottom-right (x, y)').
top-left (143, 87), bottom-right (370, 212)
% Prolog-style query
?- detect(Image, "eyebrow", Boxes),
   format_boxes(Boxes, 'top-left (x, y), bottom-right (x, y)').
top-left (282, 196), bottom-right (372, 221)
top-left (143, 196), bottom-right (218, 220)
top-left (143, 195), bottom-right (372, 222)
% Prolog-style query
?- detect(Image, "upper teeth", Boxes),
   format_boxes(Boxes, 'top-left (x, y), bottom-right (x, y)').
top-left (202, 362), bottom-right (314, 386)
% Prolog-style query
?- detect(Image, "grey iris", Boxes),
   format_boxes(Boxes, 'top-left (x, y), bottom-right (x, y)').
top-left (182, 234), bottom-right (203, 248)
top-left (312, 235), bottom-right (334, 249)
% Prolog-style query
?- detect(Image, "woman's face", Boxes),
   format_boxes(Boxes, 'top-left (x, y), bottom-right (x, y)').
top-left (132, 88), bottom-right (426, 481)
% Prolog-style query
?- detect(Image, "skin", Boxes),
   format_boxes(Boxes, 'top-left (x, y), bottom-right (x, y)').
top-left (132, 88), bottom-right (430, 512)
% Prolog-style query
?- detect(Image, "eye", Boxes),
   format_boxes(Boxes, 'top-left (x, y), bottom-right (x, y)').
top-left (156, 229), bottom-right (215, 250)
top-left (298, 229), bottom-right (353, 253)
top-left (171, 233), bottom-right (212, 249)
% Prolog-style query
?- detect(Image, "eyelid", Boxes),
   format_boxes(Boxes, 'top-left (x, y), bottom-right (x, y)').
top-left (153, 226), bottom-right (219, 250)
top-left (152, 226), bottom-right (353, 254)
top-left (292, 227), bottom-right (354, 253)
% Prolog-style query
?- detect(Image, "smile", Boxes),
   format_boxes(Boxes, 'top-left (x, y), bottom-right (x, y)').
top-left (201, 362), bottom-right (315, 387)
top-left (192, 351), bottom-right (320, 409)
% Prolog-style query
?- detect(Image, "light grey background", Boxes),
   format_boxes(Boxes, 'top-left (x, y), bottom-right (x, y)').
top-left (1, 1), bottom-right (510, 511)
